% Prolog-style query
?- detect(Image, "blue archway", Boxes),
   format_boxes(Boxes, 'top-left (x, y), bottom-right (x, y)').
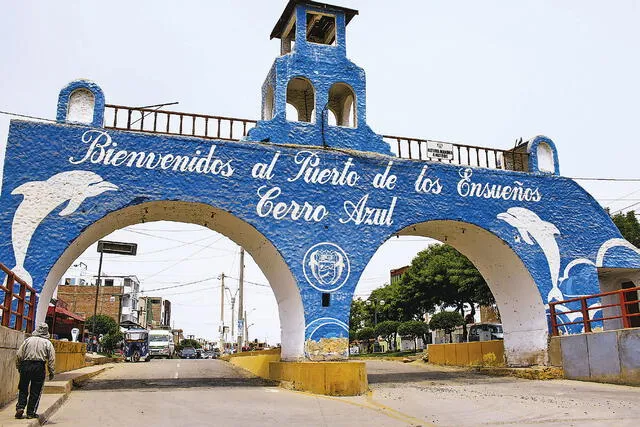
top-left (1, 1), bottom-right (639, 365)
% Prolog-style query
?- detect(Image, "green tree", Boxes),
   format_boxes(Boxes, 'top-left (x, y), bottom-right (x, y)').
top-left (100, 331), bottom-right (123, 355)
top-left (369, 282), bottom-right (405, 323)
top-left (429, 311), bottom-right (464, 343)
top-left (356, 327), bottom-right (376, 353)
top-left (612, 211), bottom-right (640, 247)
top-left (375, 320), bottom-right (400, 352)
top-left (86, 314), bottom-right (118, 336)
top-left (180, 338), bottom-right (201, 349)
top-left (349, 298), bottom-right (371, 330)
top-left (399, 244), bottom-right (493, 340)
top-left (397, 320), bottom-right (429, 351)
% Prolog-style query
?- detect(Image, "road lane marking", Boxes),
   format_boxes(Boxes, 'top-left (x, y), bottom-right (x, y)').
top-left (176, 363), bottom-right (180, 368)
top-left (174, 372), bottom-right (179, 379)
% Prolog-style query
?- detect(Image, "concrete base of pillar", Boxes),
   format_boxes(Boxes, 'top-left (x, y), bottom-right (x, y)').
top-left (269, 361), bottom-right (368, 396)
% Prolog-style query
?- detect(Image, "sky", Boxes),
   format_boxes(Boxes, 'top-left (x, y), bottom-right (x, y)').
top-left (1, 1), bottom-right (639, 343)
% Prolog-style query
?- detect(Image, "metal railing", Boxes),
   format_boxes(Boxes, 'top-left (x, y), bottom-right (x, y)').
top-left (382, 135), bottom-right (529, 172)
top-left (549, 285), bottom-right (640, 336)
top-left (102, 104), bottom-right (529, 172)
top-left (104, 104), bottom-right (257, 141)
top-left (0, 263), bottom-right (37, 333)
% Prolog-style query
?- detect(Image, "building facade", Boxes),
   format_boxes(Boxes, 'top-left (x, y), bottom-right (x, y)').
top-left (138, 296), bottom-right (171, 329)
top-left (56, 272), bottom-right (140, 325)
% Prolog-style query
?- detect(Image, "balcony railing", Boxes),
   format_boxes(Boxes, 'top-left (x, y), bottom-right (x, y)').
top-left (549, 285), bottom-right (640, 336)
top-left (382, 135), bottom-right (529, 172)
top-left (104, 104), bottom-right (257, 141)
top-left (0, 263), bottom-right (37, 333)
top-left (103, 104), bottom-right (529, 172)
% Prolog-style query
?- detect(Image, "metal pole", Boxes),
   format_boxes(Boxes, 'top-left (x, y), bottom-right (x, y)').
top-left (92, 251), bottom-right (104, 335)
top-left (219, 273), bottom-right (225, 350)
top-left (244, 310), bottom-right (248, 344)
top-left (237, 248), bottom-right (245, 350)
top-left (230, 297), bottom-right (236, 346)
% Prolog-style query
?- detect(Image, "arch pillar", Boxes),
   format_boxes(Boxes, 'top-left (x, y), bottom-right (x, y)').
top-left (37, 201), bottom-right (306, 361)
top-left (397, 221), bottom-right (549, 366)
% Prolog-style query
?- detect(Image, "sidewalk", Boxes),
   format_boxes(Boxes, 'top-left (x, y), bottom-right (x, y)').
top-left (0, 364), bottom-right (111, 427)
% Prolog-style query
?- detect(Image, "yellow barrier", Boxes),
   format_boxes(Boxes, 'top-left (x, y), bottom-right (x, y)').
top-left (224, 349), bottom-right (368, 396)
top-left (270, 361), bottom-right (368, 396)
top-left (428, 340), bottom-right (505, 366)
top-left (226, 348), bottom-right (282, 378)
top-left (52, 340), bottom-right (87, 373)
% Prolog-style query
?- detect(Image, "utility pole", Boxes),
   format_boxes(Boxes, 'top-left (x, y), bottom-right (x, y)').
top-left (244, 310), bottom-right (248, 344)
top-left (91, 251), bottom-right (104, 335)
top-left (219, 273), bottom-right (225, 351)
top-left (237, 248), bottom-right (245, 350)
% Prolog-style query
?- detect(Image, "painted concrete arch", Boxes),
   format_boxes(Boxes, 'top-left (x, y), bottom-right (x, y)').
top-left (37, 200), bottom-right (306, 361)
top-left (394, 220), bottom-right (546, 366)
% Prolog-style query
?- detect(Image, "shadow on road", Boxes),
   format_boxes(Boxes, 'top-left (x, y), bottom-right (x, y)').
top-left (77, 376), bottom-right (278, 391)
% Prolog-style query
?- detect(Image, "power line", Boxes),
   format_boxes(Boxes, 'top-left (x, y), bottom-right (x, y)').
top-left (140, 275), bottom-right (218, 292)
top-left (0, 109), bottom-right (57, 123)
top-left (567, 177), bottom-right (640, 182)
top-left (611, 201), bottom-right (640, 215)
top-left (141, 235), bottom-right (226, 281)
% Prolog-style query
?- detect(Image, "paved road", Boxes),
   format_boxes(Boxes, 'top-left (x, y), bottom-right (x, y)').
top-left (46, 358), bottom-right (409, 427)
top-left (365, 360), bottom-right (640, 426)
top-left (46, 358), bottom-right (640, 426)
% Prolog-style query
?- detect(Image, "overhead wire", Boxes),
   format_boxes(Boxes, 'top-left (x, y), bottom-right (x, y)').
top-left (141, 234), bottom-right (226, 281)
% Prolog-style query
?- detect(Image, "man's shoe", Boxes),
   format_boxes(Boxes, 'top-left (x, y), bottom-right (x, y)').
top-left (26, 413), bottom-right (39, 419)
top-left (14, 409), bottom-right (24, 419)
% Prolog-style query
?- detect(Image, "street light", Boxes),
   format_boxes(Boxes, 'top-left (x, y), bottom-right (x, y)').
top-left (225, 286), bottom-right (239, 346)
top-left (92, 240), bottom-right (137, 336)
top-left (366, 299), bottom-right (385, 326)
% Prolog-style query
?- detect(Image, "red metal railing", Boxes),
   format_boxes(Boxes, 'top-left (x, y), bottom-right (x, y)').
top-left (0, 263), bottom-right (37, 333)
top-left (104, 104), bottom-right (257, 141)
top-left (549, 285), bottom-right (640, 336)
top-left (102, 104), bottom-right (530, 172)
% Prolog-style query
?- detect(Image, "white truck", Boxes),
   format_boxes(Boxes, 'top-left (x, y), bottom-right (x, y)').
top-left (148, 329), bottom-right (175, 358)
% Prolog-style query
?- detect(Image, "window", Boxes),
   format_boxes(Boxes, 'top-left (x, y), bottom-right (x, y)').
top-left (286, 77), bottom-right (315, 123)
top-left (263, 85), bottom-right (275, 120)
top-left (327, 83), bottom-right (356, 127)
top-left (306, 12), bottom-right (336, 45)
top-left (104, 279), bottom-right (114, 287)
top-left (536, 142), bottom-right (555, 173)
top-left (67, 89), bottom-right (95, 124)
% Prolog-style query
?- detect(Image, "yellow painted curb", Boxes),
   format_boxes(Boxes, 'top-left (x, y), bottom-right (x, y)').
top-left (269, 361), bottom-right (368, 396)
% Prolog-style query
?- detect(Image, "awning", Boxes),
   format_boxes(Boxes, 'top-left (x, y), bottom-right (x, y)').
top-left (47, 305), bottom-right (85, 322)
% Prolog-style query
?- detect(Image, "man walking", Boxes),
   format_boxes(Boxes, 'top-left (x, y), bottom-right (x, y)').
top-left (15, 322), bottom-right (56, 419)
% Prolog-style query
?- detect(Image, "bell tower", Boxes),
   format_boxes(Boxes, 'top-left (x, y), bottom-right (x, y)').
top-left (245, 0), bottom-right (391, 156)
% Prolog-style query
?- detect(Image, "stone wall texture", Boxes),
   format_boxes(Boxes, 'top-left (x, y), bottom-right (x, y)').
top-left (0, 326), bottom-right (24, 408)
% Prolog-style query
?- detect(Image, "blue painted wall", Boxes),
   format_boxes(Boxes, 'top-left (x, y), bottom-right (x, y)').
top-left (1, 1), bottom-right (639, 358)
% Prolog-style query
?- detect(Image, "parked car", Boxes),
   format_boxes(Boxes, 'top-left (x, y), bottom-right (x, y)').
top-left (468, 323), bottom-right (503, 342)
top-left (212, 348), bottom-right (221, 359)
top-left (180, 347), bottom-right (197, 359)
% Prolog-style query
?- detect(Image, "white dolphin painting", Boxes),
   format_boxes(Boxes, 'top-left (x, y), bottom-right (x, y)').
top-left (9, 170), bottom-right (118, 285)
top-left (497, 207), bottom-right (563, 302)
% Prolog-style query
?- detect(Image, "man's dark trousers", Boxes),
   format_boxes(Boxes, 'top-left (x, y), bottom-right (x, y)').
top-left (16, 360), bottom-right (46, 416)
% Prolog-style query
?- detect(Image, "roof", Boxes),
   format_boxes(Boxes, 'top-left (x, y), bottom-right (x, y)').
top-left (47, 305), bottom-right (85, 322)
top-left (270, 0), bottom-right (359, 39)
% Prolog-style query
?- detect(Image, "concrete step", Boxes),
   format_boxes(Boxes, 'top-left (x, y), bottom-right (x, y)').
top-left (0, 364), bottom-right (111, 426)
top-left (0, 393), bottom-right (67, 427)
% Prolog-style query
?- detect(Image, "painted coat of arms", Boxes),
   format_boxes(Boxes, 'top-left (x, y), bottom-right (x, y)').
top-left (303, 242), bottom-right (350, 292)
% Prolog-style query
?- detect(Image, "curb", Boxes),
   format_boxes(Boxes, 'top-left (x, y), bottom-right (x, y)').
top-left (0, 365), bottom-right (110, 426)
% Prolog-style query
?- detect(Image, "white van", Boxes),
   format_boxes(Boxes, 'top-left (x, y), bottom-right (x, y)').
top-left (148, 329), bottom-right (175, 358)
